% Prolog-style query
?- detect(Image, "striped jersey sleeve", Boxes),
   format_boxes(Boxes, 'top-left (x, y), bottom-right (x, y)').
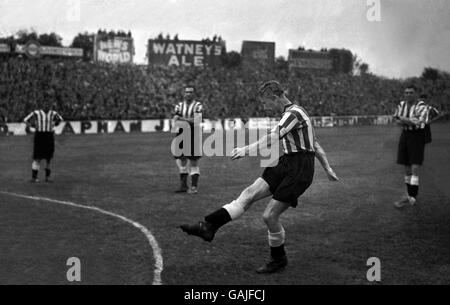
top-left (426, 106), bottom-right (440, 123)
top-left (24, 111), bottom-right (36, 123)
top-left (54, 111), bottom-right (63, 120)
top-left (278, 110), bottom-right (305, 139)
top-left (415, 102), bottom-right (428, 125)
top-left (174, 100), bottom-right (203, 119)
top-left (277, 105), bottom-right (315, 154)
top-left (393, 102), bottom-right (403, 117)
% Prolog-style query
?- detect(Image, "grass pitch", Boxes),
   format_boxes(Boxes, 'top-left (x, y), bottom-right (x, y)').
top-left (0, 123), bottom-right (449, 285)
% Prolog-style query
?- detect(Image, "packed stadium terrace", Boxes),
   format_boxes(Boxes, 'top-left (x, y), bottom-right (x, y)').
top-left (0, 57), bottom-right (449, 123)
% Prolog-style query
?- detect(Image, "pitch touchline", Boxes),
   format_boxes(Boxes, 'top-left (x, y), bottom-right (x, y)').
top-left (0, 190), bottom-right (163, 285)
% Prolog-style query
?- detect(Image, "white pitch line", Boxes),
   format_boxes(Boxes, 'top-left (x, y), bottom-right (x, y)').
top-left (0, 190), bottom-right (163, 285)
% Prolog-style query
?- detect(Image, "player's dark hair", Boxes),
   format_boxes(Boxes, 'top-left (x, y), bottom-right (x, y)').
top-left (258, 81), bottom-right (285, 98)
top-left (405, 84), bottom-right (418, 92)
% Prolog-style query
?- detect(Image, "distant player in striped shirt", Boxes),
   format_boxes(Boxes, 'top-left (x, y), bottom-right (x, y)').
top-left (23, 91), bottom-right (63, 183)
top-left (393, 85), bottom-right (429, 208)
top-left (181, 81), bottom-right (338, 274)
top-left (173, 86), bottom-right (203, 194)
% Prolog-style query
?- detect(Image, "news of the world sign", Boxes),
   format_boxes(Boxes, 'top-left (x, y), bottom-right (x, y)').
top-left (94, 35), bottom-right (134, 64)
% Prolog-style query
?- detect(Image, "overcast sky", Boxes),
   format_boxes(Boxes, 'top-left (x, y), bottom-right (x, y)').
top-left (1, 0), bottom-right (449, 78)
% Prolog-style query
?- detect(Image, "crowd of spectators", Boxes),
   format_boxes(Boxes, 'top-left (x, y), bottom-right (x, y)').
top-left (0, 56), bottom-right (448, 123)
top-left (97, 30), bottom-right (132, 38)
top-left (154, 33), bottom-right (224, 45)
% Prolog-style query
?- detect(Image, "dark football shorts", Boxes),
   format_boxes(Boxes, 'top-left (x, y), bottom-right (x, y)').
top-left (33, 132), bottom-right (55, 161)
top-left (397, 129), bottom-right (426, 166)
top-left (262, 151), bottom-right (315, 208)
top-left (173, 126), bottom-right (202, 161)
top-left (424, 124), bottom-right (432, 144)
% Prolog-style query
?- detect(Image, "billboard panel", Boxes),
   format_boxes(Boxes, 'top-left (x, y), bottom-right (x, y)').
top-left (241, 41), bottom-right (275, 66)
top-left (148, 39), bottom-right (225, 67)
top-left (94, 35), bottom-right (134, 64)
top-left (288, 50), bottom-right (332, 70)
top-left (1, 116), bottom-right (395, 136)
top-left (15, 41), bottom-right (83, 58)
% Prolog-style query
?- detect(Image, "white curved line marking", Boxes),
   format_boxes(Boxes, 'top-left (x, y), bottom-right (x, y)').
top-left (0, 191), bottom-right (163, 285)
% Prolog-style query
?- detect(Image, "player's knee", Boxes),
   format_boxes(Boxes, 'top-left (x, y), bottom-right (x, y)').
top-left (411, 165), bottom-right (420, 176)
top-left (190, 166), bottom-right (200, 175)
top-left (242, 185), bottom-right (257, 201)
top-left (189, 159), bottom-right (199, 167)
top-left (32, 161), bottom-right (40, 171)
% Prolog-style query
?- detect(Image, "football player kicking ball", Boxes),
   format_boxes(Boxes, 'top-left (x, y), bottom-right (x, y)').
top-left (181, 81), bottom-right (339, 274)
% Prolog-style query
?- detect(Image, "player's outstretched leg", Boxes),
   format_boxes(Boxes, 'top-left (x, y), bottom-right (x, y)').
top-left (180, 220), bottom-right (218, 242)
top-left (180, 178), bottom-right (272, 242)
top-left (256, 200), bottom-right (290, 274)
top-left (30, 160), bottom-right (40, 183)
top-left (175, 158), bottom-right (189, 193)
top-left (180, 199), bottom-right (244, 242)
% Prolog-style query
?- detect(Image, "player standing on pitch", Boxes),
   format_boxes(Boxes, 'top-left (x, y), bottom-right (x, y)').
top-left (181, 81), bottom-right (338, 274)
top-left (23, 90), bottom-right (63, 183)
top-left (393, 85), bottom-right (430, 208)
top-left (173, 86), bottom-right (203, 194)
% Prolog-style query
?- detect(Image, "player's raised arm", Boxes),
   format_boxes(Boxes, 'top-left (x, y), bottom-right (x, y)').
top-left (410, 102), bottom-right (429, 127)
top-left (393, 104), bottom-right (403, 125)
top-left (426, 106), bottom-right (445, 124)
top-left (23, 111), bottom-right (35, 129)
top-left (54, 112), bottom-right (64, 126)
top-left (314, 139), bottom-right (339, 181)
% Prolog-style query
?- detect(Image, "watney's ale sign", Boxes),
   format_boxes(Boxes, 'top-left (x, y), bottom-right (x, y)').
top-left (148, 39), bottom-right (225, 67)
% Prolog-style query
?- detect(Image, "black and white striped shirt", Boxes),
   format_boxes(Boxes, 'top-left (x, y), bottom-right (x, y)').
top-left (277, 104), bottom-right (315, 154)
top-left (394, 100), bottom-right (428, 130)
top-left (174, 100), bottom-right (203, 120)
top-left (24, 110), bottom-right (63, 132)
